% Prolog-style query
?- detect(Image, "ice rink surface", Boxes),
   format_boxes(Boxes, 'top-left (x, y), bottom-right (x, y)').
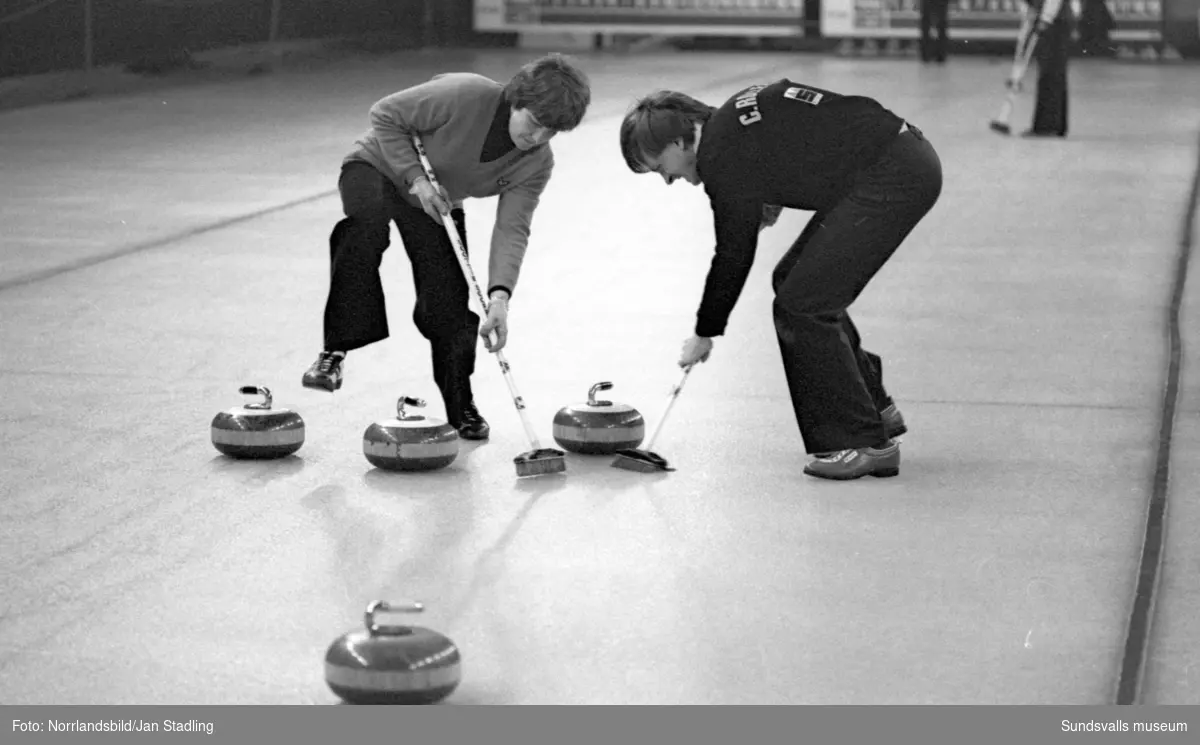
top-left (1, 46), bottom-right (1198, 704)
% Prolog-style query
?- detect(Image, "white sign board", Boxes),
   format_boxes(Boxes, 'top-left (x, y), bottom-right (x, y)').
top-left (821, 0), bottom-right (1161, 41)
top-left (474, 0), bottom-right (808, 37)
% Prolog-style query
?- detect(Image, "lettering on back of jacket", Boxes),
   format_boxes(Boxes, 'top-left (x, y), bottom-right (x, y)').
top-left (737, 83), bottom-right (826, 128)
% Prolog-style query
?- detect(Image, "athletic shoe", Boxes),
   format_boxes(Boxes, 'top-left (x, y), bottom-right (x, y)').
top-left (803, 441), bottom-right (900, 480)
top-left (302, 351), bottom-right (344, 392)
top-left (451, 400), bottom-right (489, 440)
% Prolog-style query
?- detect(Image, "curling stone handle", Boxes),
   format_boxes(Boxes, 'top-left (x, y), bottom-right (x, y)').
top-left (397, 396), bottom-right (426, 419)
top-left (239, 385), bottom-right (273, 410)
top-left (588, 381), bottom-right (614, 407)
top-left (364, 600), bottom-right (425, 636)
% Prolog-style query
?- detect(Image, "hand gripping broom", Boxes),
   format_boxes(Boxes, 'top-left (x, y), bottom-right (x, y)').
top-left (413, 135), bottom-right (566, 478)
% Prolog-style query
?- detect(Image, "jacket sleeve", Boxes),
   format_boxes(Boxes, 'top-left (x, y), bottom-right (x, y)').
top-left (694, 193), bottom-right (762, 338)
top-left (367, 74), bottom-right (464, 191)
top-left (487, 152), bottom-right (554, 298)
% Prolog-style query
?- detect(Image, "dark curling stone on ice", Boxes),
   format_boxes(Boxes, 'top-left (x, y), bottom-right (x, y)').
top-left (325, 601), bottom-right (462, 705)
top-left (211, 385), bottom-right (304, 459)
top-left (363, 395), bottom-right (459, 472)
top-left (552, 381), bottom-right (645, 455)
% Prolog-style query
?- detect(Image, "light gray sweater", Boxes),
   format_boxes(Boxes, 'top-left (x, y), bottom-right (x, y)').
top-left (346, 72), bottom-right (554, 297)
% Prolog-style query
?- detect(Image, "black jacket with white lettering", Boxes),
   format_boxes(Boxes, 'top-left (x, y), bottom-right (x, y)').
top-left (693, 79), bottom-right (904, 338)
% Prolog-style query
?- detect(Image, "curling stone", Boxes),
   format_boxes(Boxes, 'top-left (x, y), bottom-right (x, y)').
top-left (211, 385), bottom-right (304, 459)
top-left (552, 381), bottom-right (645, 455)
top-left (363, 396), bottom-right (459, 471)
top-left (325, 600), bottom-right (461, 705)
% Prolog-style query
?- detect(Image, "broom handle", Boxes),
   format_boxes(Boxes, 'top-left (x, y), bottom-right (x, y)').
top-left (412, 136), bottom-right (544, 451)
top-left (494, 350), bottom-right (544, 450)
top-left (995, 91), bottom-right (1017, 126)
top-left (645, 365), bottom-right (692, 451)
top-left (993, 10), bottom-right (1039, 126)
top-left (1009, 9), bottom-right (1039, 89)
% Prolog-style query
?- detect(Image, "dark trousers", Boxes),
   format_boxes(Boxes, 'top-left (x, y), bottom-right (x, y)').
top-left (771, 126), bottom-right (943, 454)
top-left (1031, 19), bottom-right (1070, 135)
top-left (919, 0), bottom-right (950, 61)
top-left (1078, 0), bottom-right (1114, 56)
top-left (323, 161), bottom-right (480, 419)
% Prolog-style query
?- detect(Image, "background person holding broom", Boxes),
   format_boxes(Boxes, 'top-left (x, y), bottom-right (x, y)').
top-left (1000, 0), bottom-right (1074, 138)
top-left (1022, 0), bottom-right (1073, 138)
top-left (619, 81), bottom-right (941, 480)
top-left (301, 54), bottom-right (591, 441)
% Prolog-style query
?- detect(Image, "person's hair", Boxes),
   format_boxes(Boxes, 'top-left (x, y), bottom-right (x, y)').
top-left (619, 90), bottom-right (715, 173)
top-left (504, 53), bottom-right (591, 132)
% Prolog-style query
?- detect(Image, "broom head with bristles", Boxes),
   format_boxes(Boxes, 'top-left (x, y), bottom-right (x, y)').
top-left (514, 447), bottom-right (567, 477)
top-left (610, 448), bottom-right (675, 473)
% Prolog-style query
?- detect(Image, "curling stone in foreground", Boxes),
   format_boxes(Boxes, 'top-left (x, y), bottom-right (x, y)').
top-left (325, 600), bottom-right (461, 705)
top-left (363, 396), bottom-right (459, 471)
top-left (211, 385), bottom-right (304, 459)
top-left (552, 381), bottom-right (645, 455)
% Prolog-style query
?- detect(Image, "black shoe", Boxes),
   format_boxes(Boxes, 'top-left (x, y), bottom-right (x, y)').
top-left (302, 351), bottom-right (344, 392)
top-left (452, 400), bottom-right (490, 440)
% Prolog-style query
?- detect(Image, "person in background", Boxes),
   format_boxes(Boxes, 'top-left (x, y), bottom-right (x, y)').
top-left (1077, 0), bottom-right (1115, 57)
top-left (1020, 0), bottom-right (1074, 137)
top-left (919, 0), bottom-right (951, 63)
top-left (302, 54), bottom-right (591, 440)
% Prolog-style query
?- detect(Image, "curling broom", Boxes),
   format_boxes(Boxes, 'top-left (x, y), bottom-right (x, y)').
top-left (413, 135), bottom-right (566, 478)
top-left (611, 364), bottom-right (694, 473)
top-left (990, 10), bottom-right (1041, 136)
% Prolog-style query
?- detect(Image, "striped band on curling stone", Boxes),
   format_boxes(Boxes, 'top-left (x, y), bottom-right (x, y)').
top-left (324, 657), bottom-right (461, 693)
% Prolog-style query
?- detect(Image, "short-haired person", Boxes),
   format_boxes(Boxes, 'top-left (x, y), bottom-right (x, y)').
top-left (1019, 0), bottom-right (1073, 138)
top-left (620, 80), bottom-right (942, 479)
top-left (303, 54), bottom-right (591, 440)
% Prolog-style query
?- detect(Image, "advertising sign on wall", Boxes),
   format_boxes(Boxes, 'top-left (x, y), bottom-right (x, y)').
top-left (820, 0), bottom-right (1162, 42)
top-left (474, 0), bottom-right (807, 37)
